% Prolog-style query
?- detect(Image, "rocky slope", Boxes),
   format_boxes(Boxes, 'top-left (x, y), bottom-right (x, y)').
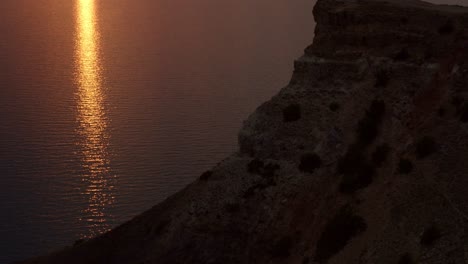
top-left (21, 0), bottom-right (468, 263)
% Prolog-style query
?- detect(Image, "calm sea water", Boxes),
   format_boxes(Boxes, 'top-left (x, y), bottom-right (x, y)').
top-left (0, 0), bottom-right (315, 262)
top-left (2, 0), bottom-right (467, 263)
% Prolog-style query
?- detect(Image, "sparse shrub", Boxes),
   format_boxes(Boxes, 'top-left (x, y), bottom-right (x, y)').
top-left (398, 253), bottom-right (414, 264)
top-left (283, 103), bottom-right (302, 122)
top-left (400, 17), bottom-right (409, 25)
top-left (199, 170), bottom-right (213, 181)
top-left (438, 107), bottom-right (446, 117)
top-left (398, 158), bottom-right (413, 174)
top-left (74, 239), bottom-right (85, 247)
top-left (248, 159), bottom-right (280, 179)
top-left (361, 36), bottom-right (368, 45)
top-left (264, 162), bottom-right (280, 171)
top-left (248, 159), bottom-right (265, 174)
top-left (314, 207), bottom-right (367, 263)
top-left (243, 182), bottom-right (269, 198)
top-left (375, 69), bottom-right (390, 88)
top-left (357, 100), bottom-right (386, 145)
top-left (244, 160), bottom-right (280, 198)
top-left (263, 163), bottom-right (281, 179)
top-left (394, 48), bottom-right (410, 61)
top-left (369, 100), bottom-right (386, 121)
top-left (243, 185), bottom-right (258, 198)
top-left (438, 20), bottom-right (455, 35)
top-left (271, 236), bottom-right (293, 258)
top-left (451, 95), bottom-right (464, 109)
top-left (372, 144), bottom-right (390, 167)
top-left (424, 49), bottom-right (434, 60)
top-left (416, 136), bottom-right (437, 159)
top-left (225, 203), bottom-right (240, 213)
top-left (299, 153), bottom-right (322, 174)
top-left (420, 225), bottom-right (441, 247)
top-left (153, 219), bottom-right (171, 236)
top-left (329, 102), bottom-right (340, 112)
top-left (459, 103), bottom-right (468, 123)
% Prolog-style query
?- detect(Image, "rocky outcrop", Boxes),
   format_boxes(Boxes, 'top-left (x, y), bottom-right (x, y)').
top-left (21, 0), bottom-right (468, 263)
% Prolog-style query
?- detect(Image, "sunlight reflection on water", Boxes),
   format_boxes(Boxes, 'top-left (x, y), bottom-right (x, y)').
top-left (1, 0), bottom-right (315, 261)
top-left (75, 0), bottom-right (114, 238)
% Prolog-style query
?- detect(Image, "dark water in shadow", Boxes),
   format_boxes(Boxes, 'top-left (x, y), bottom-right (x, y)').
top-left (0, 0), bottom-right (315, 262)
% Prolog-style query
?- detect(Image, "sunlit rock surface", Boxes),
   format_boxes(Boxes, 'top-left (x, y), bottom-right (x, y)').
top-left (21, 0), bottom-right (468, 263)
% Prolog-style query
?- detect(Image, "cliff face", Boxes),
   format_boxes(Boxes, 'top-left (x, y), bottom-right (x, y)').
top-left (22, 1), bottom-right (468, 264)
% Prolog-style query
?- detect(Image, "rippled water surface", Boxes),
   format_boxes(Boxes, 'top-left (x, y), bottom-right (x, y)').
top-left (3, 0), bottom-right (467, 262)
top-left (0, 0), bottom-right (315, 262)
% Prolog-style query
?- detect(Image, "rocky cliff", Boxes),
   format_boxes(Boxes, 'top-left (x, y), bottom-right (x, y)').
top-left (21, 0), bottom-right (468, 263)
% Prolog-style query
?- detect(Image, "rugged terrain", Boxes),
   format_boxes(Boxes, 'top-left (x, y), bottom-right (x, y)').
top-left (21, 0), bottom-right (468, 263)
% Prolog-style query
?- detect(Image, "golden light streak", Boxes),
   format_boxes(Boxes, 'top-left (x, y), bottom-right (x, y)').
top-left (75, 0), bottom-right (114, 238)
